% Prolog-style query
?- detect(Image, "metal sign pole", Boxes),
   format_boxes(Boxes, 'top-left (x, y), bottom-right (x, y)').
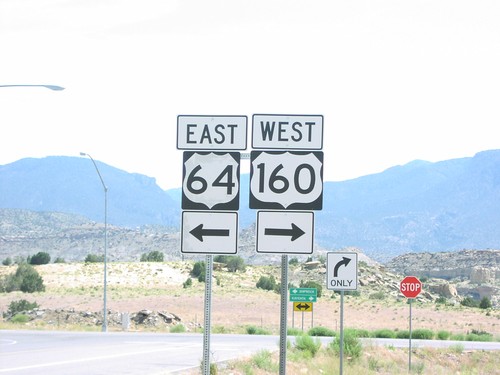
top-left (409, 298), bottom-right (412, 372)
top-left (339, 291), bottom-right (344, 375)
top-left (202, 255), bottom-right (213, 375)
top-left (279, 254), bottom-right (288, 375)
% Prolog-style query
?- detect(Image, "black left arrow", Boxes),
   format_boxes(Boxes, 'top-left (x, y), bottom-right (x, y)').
top-left (264, 223), bottom-right (305, 241)
top-left (190, 224), bottom-right (230, 242)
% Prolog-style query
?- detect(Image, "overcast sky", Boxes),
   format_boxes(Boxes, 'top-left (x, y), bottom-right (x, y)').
top-left (1, 0), bottom-right (499, 190)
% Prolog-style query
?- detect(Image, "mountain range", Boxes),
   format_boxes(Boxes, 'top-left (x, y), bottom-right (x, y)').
top-left (1, 150), bottom-right (500, 261)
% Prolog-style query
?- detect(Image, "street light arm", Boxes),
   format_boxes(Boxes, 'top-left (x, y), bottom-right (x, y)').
top-left (0, 84), bottom-right (65, 91)
top-left (80, 152), bottom-right (108, 192)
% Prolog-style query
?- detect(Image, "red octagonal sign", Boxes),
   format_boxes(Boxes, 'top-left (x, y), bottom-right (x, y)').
top-left (400, 276), bottom-right (422, 299)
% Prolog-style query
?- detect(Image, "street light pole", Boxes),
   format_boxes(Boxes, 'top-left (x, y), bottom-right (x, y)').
top-left (80, 152), bottom-right (108, 332)
top-left (0, 84), bottom-right (65, 91)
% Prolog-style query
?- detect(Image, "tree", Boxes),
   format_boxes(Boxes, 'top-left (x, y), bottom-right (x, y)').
top-left (140, 251), bottom-right (164, 262)
top-left (85, 254), bottom-right (104, 263)
top-left (256, 275), bottom-right (277, 291)
top-left (300, 280), bottom-right (323, 298)
top-left (29, 252), bottom-right (51, 265)
top-left (479, 297), bottom-right (492, 309)
top-left (2, 257), bottom-right (13, 266)
top-left (226, 256), bottom-right (246, 272)
top-left (17, 264), bottom-right (45, 293)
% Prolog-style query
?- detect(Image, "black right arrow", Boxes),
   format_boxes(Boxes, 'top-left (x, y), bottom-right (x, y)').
top-left (264, 223), bottom-right (305, 241)
top-left (190, 224), bottom-right (230, 242)
top-left (333, 257), bottom-right (351, 277)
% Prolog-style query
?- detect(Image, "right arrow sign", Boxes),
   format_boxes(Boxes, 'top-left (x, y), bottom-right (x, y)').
top-left (256, 211), bottom-right (314, 254)
top-left (327, 252), bottom-right (358, 291)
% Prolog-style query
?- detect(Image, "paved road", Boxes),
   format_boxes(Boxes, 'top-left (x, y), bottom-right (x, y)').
top-left (1, 330), bottom-right (499, 374)
top-left (0, 330), bottom-right (279, 375)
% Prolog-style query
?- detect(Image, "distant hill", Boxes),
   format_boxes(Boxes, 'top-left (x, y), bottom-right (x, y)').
top-left (1, 151), bottom-right (500, 261)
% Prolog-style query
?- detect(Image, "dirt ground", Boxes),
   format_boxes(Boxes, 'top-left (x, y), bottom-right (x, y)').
top-left (1, 262), bottom-right (499, 336)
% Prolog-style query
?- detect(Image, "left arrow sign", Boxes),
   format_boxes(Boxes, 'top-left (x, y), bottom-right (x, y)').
top-left (190, 224), bottom-right (230, 242)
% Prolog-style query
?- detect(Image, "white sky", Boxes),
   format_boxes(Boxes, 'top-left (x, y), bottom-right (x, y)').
top-left (1, 0), bottom-right (499, 190)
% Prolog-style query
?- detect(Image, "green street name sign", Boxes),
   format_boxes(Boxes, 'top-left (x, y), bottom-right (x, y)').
top-left (289, 288), bottom-right (317, 302)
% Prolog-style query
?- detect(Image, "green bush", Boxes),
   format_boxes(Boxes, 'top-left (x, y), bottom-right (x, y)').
top-left (289, 257), bottom-right (299, 266)
top-left (294, 334), bottom-right (321, 357)
top-left (29, 252), bottom-right (51, 265)
top-left (396, 330), bottom-right (410, 339)
top-left (85, 254), bottom-right (104, 263)
top-left (372, 329), bottom-right (396, 338)
top-left (345, 328), bottom-right (370, 338)
top-left (435, 296), bottom-right (447, 304)
top-left (191, 261), bottom-right (205, 277)
top-left (330, 331), bottom-right (362, 359)
top-left (307, 326), bottom-right (336, 337)
top-left (256, 275), bottom-right (277, 291)
top-left (411, 329), bottom-right (434, 340)
top-left (450, 333), bottom-right (465, 341)
top-left (369, 291), bottom-right (386, 300)
top-left (287, 327), bottom-right (302, 336)
top-left (2, 264), bottom-right (45, 293)
top-left (183, 278), bottom-right (193, 288)
top-left (11, 313), bottom-right (30, 323)
top-left (252, 350), bottom-right (278, 372)
top-left (299, 280), bottom-right (322, 297)
top-left (7, 299), bottom-right (39, 316)
top-left (467, 330), bottom-right (493, 342)
top-left (246, 325), bottom-right (271, 335)
top-left (226, 256), bottom-right (246, 272)
top-left (53, 257), bottom-right (66, 264)
top-left (479, 297), bottom-right (492, 309)
top-left (140, 251), bottom-right (164, 262)
top-left (437, 330), bottom-right (451, 340)
top-left (2, 257), bottom-right (13, 266)
top-left (170, 324), bottom-right (186, 333)
top-left (460, 296), bottom-right (479, 308)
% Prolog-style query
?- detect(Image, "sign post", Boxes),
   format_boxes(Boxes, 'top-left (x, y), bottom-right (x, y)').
top-left (327, 252), bottom-right (358, 375)
top-left (400, 276), bottom-right (422, 372)
top-left (177, 115), bottom-right (247, 375)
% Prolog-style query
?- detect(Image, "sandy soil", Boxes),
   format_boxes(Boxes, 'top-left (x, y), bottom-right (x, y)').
top-left (1, 262), bottom-right (499, 336)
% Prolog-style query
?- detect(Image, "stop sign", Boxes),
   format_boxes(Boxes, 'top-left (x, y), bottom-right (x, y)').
top-left (400, 276), bottom-right (422, 299)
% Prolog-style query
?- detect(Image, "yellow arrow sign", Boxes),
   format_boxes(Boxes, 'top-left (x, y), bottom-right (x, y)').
top-left (293, 302), bottom-right (313, 312)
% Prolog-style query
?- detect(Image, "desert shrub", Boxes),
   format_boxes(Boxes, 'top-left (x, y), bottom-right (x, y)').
top-left (183, 278), bottom-right (192, 288)
top-left (435, 296), bottom-right (447, 304)
top-left (289, 257), bottom-right (299, 266)
top-left (2, 264), bottom-right (45, 293)
top-left (308, 326), bottom-right (335, 337)
top-left (85, 254), bottom-right (104, 263)
top-left (294, 334), bottom-right (321, 357)
top-left (450, 333), bottom-right (465, 341)
top-left (256, 275), bottom-right (277, 291)
top-left (191, 261), bottom-right (205, 277)
top-left (411, 329), bottom-right (434, 340)
top-left (369, 291), bottom-right (386, 300)
top-left (170, 324), bottom-right (186, 333)
top-left (246, 325), bottom-right (271, 335)
top-left (2, 257), bottom-right (13, 266)
top-left (7, 299), bottom-right (39, 316)
top-left (11, 313), bottom-right (30, 323)
top-left (467, 330), bottom-right (493, 342)
top-left (53, 257), bottom-right (66, 263)
top-left (396, 330), bottom-right (410, 339)
top-left (372, 329), bottom-right (396, 338)
top-left (461, 296), bottom-right (479, 308)
top-left (29, 252), bottom-right (51, 265)
top-left (226, 256), bottom-right (246, 272)
top-left (252, 350), bottom-right (278, 372)
top-left (479, 297), bottom-right (492, 309)
top-left (299, 280), bottom-right (322, 297)
top-left (345, 328), bottom-right (370, 338)
top-left (437, 330), bottom-right (451, 340)
top-left (140, 251), bottom-right (164, 262)
top-left (287, 327), bottom-right (302, 336)
top-left (329, 331), bottom-right (362, 359)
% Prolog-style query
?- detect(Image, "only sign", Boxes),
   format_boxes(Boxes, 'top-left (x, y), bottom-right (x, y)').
top-left (400, 276), bottom-right (422, 299)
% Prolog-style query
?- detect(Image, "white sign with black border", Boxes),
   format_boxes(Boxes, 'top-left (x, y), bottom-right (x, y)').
top-left (326, 252), bottom-right (358, 291)
top-left (249, 151), bottom-right (323, 210)
top-left (256, 211), bottom-right (314, 254)
top-left (252, 114), bottom-right (323, 150)
top-left (181, 211), bottom-right (238, 254)
top-left (182, 151), bottom-right (240, 210)
top-left (177, 115), bottom-right (247, 150)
